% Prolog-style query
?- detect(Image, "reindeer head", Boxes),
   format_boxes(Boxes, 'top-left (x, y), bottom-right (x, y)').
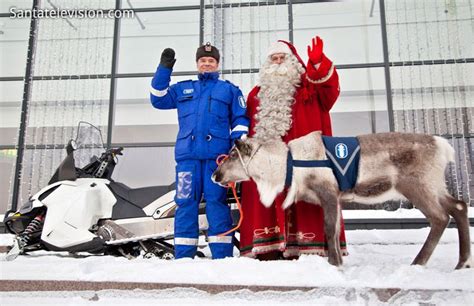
top-left (212, 137), bottom-right (289, 208)
top-left (212, 139), bottom-right (256, 187)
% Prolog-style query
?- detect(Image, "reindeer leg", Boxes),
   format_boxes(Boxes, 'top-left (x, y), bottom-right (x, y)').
top-left (316, 186), bottom-right (342, 267)
top-left (439, 195), bottom-right (471, 269)
top-left (334, 196), bottom-right (343, 260)
top-left (398, 183), bottom-right (450, 266)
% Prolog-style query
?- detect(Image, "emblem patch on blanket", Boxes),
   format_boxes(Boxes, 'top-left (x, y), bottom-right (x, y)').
top-left (322, 136), bottom-right (360, 191)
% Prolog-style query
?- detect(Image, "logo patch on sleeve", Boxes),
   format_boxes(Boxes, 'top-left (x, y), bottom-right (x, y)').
top-left (238, 96), bottom-right (246, 108)
top-left (183, 89), bottom-right (194, 94)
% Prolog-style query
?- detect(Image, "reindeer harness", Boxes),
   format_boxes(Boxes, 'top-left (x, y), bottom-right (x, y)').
top-left (285, 136), bottom-right (361, 192)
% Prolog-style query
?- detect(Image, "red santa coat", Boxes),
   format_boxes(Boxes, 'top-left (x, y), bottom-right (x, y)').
top-left (240, 47), bottom-right (347, 258)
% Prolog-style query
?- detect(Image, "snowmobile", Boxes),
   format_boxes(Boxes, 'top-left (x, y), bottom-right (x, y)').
top-left (4, 122), bottom-right (213, 260)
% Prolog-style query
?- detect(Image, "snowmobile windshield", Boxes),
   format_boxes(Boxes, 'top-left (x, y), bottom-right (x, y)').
top-left (73, 122), bottom-right (105, 169)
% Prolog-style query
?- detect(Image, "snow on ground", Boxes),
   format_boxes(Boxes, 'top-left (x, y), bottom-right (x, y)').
top-left (1, 288), bottom-right (472, 306)
top-left (1, 227), bottom-right (473, 305)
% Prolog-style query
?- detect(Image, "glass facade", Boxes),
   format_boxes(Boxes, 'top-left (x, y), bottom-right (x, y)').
top-left (0, 0), bottom-right (472, 214)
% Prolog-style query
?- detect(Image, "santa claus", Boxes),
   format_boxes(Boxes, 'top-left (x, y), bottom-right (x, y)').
top-left (240, 36), bottom-right (348, 259)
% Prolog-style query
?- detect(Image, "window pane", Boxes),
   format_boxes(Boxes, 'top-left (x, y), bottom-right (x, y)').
top-left (331, 67), bottom-right (389, 136)
top-left (385, 0), bottom-right (474, 62)
top-left (390, 63), bottom-right (473, 134)
top-left (204, 4), bottom-right (288, 70)
top-left (0, 18), bottom-right (30, 77)
top-left (0, 149), bottom-right (16, 214)
top-left (118, 10), bottom-right (199, 74)
top-left (0, 81), bottom-right (23, 146)
top-left (32, 16), bottom-right (114, 76)
top-left (25, 78), bottom-right (110, 145)
top-left (293, 0), bottom-right (383, 65)
top-left (112, 146), bottom-right (175, 188)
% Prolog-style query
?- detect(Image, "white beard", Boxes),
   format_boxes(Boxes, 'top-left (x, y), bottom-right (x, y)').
top-left (254, 54), bottom-right (305, 141)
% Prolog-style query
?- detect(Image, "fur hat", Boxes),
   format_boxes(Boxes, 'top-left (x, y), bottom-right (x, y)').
top-left (267, 41), bottom-right (292, 58)
top-left (196, 42), bottom-right (220, 62)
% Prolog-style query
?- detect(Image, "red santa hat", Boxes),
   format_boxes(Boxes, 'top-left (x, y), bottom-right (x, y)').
top-left (267, 40), bottom-right (306, 68)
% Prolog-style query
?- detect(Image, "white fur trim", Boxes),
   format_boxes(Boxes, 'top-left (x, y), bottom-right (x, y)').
top-left (267, 41), bottom-right (292, 57)
top-left (241, 242), bottom-right (286, 257)
top-left (283, 248), bottom-right (327, 257)
top-left (306, 63), bottom-right (335, 84)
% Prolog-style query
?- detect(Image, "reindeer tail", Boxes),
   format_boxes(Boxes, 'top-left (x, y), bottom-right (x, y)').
top-left (434, 136), bottom-right (456, 164)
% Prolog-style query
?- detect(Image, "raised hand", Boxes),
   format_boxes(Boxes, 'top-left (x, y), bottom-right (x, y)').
top-left (307, 36), bottom-right (323, 65)
top-left (160, 48), bottom-right (176, 69)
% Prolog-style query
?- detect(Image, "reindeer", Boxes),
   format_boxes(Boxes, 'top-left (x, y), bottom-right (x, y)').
top-left (212, 131), bottom-right (471, 269)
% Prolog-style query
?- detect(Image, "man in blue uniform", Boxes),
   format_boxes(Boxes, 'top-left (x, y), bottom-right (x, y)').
top-left (150, 43), bottom-right (249, 259)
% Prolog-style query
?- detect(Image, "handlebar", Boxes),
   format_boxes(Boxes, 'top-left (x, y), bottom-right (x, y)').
top-left (92, 147), bottom-right (123, 179)
top-left (110, 147), bottom-right (124, 156)
top-left (101, 147), bottom-right (123, 160)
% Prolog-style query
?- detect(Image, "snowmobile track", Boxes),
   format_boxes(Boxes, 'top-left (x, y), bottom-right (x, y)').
top-left (0, 280), bottom-right (470, 303)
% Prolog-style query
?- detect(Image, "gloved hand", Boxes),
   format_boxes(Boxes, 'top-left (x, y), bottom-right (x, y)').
top-left (307, 36), bottom-right (323, 65)
top-left (160, 48), bottom-right (176, 69)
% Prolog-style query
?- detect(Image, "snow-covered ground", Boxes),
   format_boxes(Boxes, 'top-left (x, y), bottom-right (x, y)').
top-left (1, 227), bottom-right (473, 305)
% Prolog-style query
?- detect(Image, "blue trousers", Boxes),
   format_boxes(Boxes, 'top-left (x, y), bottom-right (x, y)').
top-left (174, 159), bottom-right (234, 259)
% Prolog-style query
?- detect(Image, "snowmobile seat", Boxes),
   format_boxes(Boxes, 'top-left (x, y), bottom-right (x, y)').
top-left (109, 182), bottom-right (175, 209)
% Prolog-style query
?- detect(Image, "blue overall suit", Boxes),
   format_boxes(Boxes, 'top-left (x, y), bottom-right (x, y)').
top-left (150, 64), bottom-right (249, 259)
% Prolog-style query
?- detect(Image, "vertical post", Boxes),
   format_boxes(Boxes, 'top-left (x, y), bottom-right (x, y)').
top-left (214, 0), bottom-right (224, 67)
top-left (379, 0), bottom-right (395, 132)
top-left (199, 0), bottom-right (205, 45)
top-left (107, 0), bottom-right (121, 149)
top-left (11, 0), bottom-right (40, 212)
top-left (288, 0), bottom-right (294, 43)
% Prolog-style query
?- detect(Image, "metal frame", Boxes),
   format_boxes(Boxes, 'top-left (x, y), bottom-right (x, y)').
top-left (288, 0), bottom-right (294, 43)
top-left (1, 0), bottom-right (473, 213)
top-left (107, 0), bottom-right (122, 149)
top-left (199, 0), bottom-right (205, 45)
top-left (1, 58), bottom-right (473, 83)
top-left (379, 0), bottom-right (394, 132)
top-left (10, 0), bottom-right (40, 212)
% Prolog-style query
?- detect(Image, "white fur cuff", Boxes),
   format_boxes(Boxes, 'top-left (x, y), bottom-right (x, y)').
top-left (306, 63), bottom-right (334, 84)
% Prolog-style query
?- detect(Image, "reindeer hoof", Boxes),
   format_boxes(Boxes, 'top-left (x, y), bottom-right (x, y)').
top-left (328, 257), bottom-right (342, 267)
top-left (411, 257), bottom-right (428, 266)
top-left (455, 256), bottom-right (472, 269)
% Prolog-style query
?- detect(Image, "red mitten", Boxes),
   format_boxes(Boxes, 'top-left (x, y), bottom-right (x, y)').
top-left (307, 36), bottom-right (323, 65)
